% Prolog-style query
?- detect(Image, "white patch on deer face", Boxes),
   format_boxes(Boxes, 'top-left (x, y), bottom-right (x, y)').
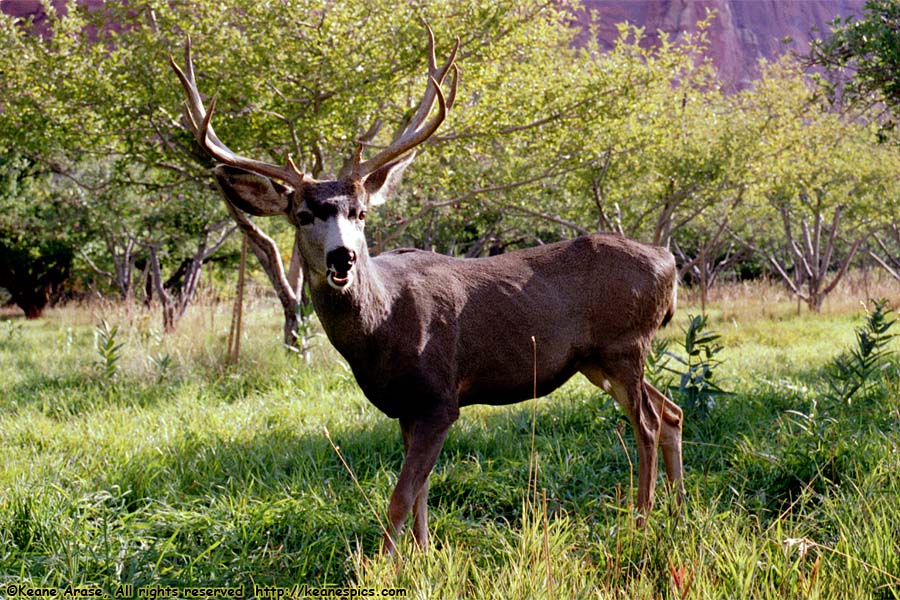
top-left (324, 214), bottom-right (361, 258)
top-left (323, 211), bottom-right (366, 291)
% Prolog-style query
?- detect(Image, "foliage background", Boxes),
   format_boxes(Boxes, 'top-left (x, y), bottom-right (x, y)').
top-left (1, 0), bottom-right (898, 319)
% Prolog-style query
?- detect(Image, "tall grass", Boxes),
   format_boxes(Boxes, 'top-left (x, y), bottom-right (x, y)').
top-left (1, 277), bottom-right (898, 598)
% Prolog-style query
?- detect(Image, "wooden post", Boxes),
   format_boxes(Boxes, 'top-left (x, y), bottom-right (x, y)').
top-left (207, 259), bottom-right (215, 332)
top-left (227, 233), bottom-right (248, 364)
top-left (700, 244), bottom-right (707, 317)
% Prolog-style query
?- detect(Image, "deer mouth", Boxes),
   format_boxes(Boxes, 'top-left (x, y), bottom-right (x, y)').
top-left (327, 268), bottom-right (353, 290)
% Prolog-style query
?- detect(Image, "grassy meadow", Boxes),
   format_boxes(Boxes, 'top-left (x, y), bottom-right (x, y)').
top-left (1, 275), bottom-right (899, 599)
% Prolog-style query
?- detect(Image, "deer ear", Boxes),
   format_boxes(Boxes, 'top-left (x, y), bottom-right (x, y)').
top-left (363, 152), bottom-right (416, 207)
top-left (214, 165), bottom-right (292, 216)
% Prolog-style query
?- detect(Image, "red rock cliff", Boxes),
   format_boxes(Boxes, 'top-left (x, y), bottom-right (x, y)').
top-left (582, 0), bottom-right (865, 89)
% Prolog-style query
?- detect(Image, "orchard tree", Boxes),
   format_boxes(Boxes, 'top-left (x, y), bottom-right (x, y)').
top-left (811, 1), bottom-right (900, 281)
top-left (737, 59), bottom-right (900, 312)
top-left (75, 169), bottom-right (235, 331)
top-left (504, 20), bottom-right (765, 255)
top-left (381, 20), bottom-right (751, 255)
top-left (0, 3), bottom-right (250, 332)
top-left (0, 153), bottom-right (82, 318)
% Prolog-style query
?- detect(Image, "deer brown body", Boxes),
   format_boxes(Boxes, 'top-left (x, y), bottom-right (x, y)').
top-left (317, 235), bottom-right (676, 415)
top-left (172, 28), bottom-right (684, 555)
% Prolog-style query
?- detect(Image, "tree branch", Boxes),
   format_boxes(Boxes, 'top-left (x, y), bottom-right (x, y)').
top-left (370, 162), bottom-right (584, 254)
top-left (820, 236), bottom-right (863, 297)
top-left (864, 245), bottom-right (900, 281)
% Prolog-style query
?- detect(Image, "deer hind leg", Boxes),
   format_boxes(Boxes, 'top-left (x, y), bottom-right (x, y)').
top-left (645, 381), bottom-right (685, 503)
top-left (383, 415), bottom-right (452, 555)
top-left (581, 358), bottom-right (661, 516)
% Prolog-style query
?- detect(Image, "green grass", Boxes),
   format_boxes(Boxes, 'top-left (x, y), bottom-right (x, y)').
top-left (1, 285), bottom-right (899, 598)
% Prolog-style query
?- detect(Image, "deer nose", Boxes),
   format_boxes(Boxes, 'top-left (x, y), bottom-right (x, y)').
top-left (326, 247), bottom-right (356, 274)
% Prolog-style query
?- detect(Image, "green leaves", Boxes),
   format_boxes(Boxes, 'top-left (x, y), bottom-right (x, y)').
top-left (647, 314), bottom-right (730, 421)
top-left (811, 0), bottom-right (900, 121)
top-left (827, 299), bottom-right (897, 404)
top-left (94, 319), bottom-right (124, 383)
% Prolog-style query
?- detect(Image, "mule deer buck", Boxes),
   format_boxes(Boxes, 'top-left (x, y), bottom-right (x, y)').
top-left (171, 27), bottom-right (684, 554)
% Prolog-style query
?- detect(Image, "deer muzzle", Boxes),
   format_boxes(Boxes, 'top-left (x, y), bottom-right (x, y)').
top-left (326, 247), bottom-right (357, 290)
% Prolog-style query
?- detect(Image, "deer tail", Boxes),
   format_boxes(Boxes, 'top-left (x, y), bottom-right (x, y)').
top-left (660, 279), bottom-right (677, 328)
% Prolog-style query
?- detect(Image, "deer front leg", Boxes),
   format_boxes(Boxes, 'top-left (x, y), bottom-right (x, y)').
top-left (644, 381), bottom-right (685, 503)
top-left (400, 419), bottom-right (433, 550)
top-left (412, 476), bottom-right (430, 548)
top-left (383, 415), bottom-right (452, 555)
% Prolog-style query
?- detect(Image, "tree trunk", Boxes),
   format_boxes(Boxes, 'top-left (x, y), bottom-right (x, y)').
top-left (807, 293), bottom-right (823, 313)
top-left (148, 246), bottom-right (175, 333)
top-left (144, 223), bottom-right (234, 334)
top-left (106, 236), bottom-right (137, 301)
top-left (243, 234), bottom-right (302, 346)
top-left (176, 256), bottom-right (203, 321)
top-left (20, 293), bottom-right (48, 319)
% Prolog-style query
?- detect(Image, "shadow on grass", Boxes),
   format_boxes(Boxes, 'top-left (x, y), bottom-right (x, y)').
top-left (1, 371), bottom-right (177, 418)
top-left (0, 364), bottom-right (301, 418)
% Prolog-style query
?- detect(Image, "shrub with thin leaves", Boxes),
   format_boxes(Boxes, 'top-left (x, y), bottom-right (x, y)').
top-left (652, 314), bottom-right (730, 420)
top-left (646, 336), bottom-right (673, 389)
top-left (148, 352), bottom-right (172, 382)
top-left (288, 286), bottom-right (320, 364)
top-left (827, 298), bottom-right (896, 404)
top-left (93, 319), bottom-right (123, 382)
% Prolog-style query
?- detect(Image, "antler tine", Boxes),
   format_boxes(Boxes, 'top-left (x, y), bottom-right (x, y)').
top-left (184, 35), bottom-right (195, 92)
top-left (345, 118), bottom-right (383, 177)
top-left (423, 23), bottom-right (460, 83)
top-left (425, 21), bottom-right (438, 74)
top-left (355, 76), bottom-right (447, 177)
top-left (170, 38), bottom-right (305, 189)
top-left (406, 32), bottom-right (458, 133)
top-left (435, 35), bottom-right (461, 84)
top-left (445, 63), bottom-right (459, 110)
top-left (354, 27), bottom-right (458, 178)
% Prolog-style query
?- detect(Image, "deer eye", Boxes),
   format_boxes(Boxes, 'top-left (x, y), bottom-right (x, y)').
top-left (297, 211), bottom-right (314, 226)
top-left (358, 211), bottom-right (366, 222)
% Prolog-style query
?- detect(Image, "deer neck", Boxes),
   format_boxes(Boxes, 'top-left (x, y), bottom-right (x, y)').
top-left (307, 251), bottom-right (391, 352)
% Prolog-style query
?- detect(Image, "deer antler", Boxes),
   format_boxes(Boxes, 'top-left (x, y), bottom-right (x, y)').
top-left (351, 24), bottom-right (459, 178)
top-left (169, 37), bottom-right (306, 189)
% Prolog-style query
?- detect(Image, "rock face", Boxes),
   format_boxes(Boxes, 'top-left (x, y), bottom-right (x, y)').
top-left (5, 0), bottom-right (864, 88)
top-left (1, 0), bottom-right (67, 34)
top-left (582, 0), bottom-right (865, 89)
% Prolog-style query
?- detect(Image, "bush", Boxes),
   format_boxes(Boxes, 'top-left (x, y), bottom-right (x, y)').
top-left (648, 314), bottom-right (730, 420)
